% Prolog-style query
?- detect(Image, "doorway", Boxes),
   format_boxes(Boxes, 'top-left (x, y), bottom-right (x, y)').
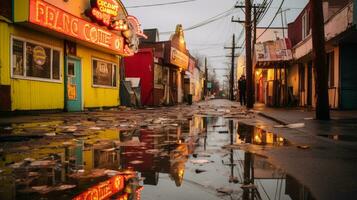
top-left (65, 57), bottom-right (82, 112)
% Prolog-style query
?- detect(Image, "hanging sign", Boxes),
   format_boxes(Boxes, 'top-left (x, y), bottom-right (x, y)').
top-left (29, 0), bottom-right (125, 55)
top-left (170, 47), bottom-right (189, 70)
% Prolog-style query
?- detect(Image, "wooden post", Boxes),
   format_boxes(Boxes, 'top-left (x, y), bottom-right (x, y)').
top-left (245, 0), bottom-right (254, 108)
top-left (311, 0), bottom-right (330, 120)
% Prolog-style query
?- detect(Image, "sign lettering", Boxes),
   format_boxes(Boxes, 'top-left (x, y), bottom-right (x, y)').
top-left (29, 0), bottom-right (124, 55)
top-left (73, 175), bottom-right (124, 200)
top-left (170, 47), bottom-right (189, 70)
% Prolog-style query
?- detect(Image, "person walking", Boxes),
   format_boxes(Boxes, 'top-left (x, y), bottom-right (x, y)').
top-left (238, 75), bottom-right (247, 106)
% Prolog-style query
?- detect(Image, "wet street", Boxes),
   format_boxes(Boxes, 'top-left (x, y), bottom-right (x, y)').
top-left (0, 100), bottom-right (356, 200)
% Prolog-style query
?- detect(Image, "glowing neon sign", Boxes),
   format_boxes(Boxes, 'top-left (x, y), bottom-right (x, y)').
top-left (29, 0), bottom-right (124, 54)
top-left (72, 174), bottom-right (143, 200)
top-left (86, 0), bottom-right (121, 27)
top-left (73, 175), bottom-right (124, 200)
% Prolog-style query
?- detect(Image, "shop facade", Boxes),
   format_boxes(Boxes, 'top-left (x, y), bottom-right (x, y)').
top-left (124, 25), bottom-right (190, 106)
top-left (0, 0), bottom-right (144, 112)
top-left (254, 39), bottom-right (292, 107)
top-left (287, 0), bottom-right (357, 109)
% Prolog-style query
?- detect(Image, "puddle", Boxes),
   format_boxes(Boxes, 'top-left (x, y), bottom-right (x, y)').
top-left (0, 114), bottom-right (313, 200)
top-left (236, 122), bottom-right (291, 146)
top-left (318, 134), bottom-right (357, 142)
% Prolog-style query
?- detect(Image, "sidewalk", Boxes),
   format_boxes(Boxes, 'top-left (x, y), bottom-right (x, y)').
top-left (254, 103), bottom-right (357, 139)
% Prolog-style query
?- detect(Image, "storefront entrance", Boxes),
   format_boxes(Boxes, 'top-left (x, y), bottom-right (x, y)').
top-left (65, 57), bottom-right (82, 112)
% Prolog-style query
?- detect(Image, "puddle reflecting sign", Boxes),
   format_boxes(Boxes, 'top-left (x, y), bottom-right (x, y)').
top-left (73, 175), bottom-right (124, 200)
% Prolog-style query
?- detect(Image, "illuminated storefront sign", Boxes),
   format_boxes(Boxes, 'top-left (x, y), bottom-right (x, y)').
top-left (170, 47), bottom-right (189, 70)
top-left (29, 0), bottom-right (124, 54)
top-left (86, 0), bottom-right (121, 27)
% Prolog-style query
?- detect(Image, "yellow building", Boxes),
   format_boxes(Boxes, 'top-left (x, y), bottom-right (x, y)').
top-left (0, 0), bottom-right (144, 112)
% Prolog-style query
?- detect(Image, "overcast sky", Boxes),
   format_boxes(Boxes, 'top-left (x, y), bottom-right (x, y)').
top-left (122, 0), bottom-right (309, 80)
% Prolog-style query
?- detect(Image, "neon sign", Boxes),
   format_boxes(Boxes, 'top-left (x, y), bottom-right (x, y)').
top-left (29, 0), bottom-right (124, 54)
top-left (73, 175), bottom-right (124, 200)
top-left (72, 174), bottom-right (143, 200)
top-left (86, 0), bottom-right (121, 27)
top-left (93, 0), bottom-right (119, 16)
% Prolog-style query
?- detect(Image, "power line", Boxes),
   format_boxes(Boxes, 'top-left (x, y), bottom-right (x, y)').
top-left (160, 7), bottom-right (235, 34)
top-left (257, 0), bottom-right (286, 40)
top-left (126, 0), bottom-right (197, 8)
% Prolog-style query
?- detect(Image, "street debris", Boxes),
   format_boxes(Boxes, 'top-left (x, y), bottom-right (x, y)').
top-left (190, 159), bottom-right (212, 165)
top-left (297, 145), bottom-right (311, 150)
top-left (195, 169), bottom-right (207, 174)
top-left (45, 132), bottom-right (56, 137)
top-left (240, 183), bottom-right (257, 189)
top-left (287, 123), bottom-right (305, 129)
top-left (216, 187), bottom-right (234, 195)
top-left (274, 125), bottom-right (286, 128)
top-left (229, 176), bottom-right (239, 183)
top-left (129, 160), bottom-right (144, 165)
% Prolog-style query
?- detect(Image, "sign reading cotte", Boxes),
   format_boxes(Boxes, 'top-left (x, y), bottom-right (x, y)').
top-left (29, 0), bottom-right (124, 54)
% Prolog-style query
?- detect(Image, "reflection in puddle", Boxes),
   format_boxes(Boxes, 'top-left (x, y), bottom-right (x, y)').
top-left (318, 134), bottom-right (357, 142)
top-left (0, 115), bottom-right (315, 200)
top-left (236, 122), bottom-right (290, 146)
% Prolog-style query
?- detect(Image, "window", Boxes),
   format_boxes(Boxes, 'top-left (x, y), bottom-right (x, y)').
top-left (92, 58), bottom-right (117, 87)
top-left (68, 62), bottom-right (75, 76)
top-left (302, 11), bottom-right (310, 39)
top-left (11, 37), bottom-right (61, 81)
top-left (327, 52), bottom-right (335, 87)
top-left (154, 64), bottom-right (163, 89)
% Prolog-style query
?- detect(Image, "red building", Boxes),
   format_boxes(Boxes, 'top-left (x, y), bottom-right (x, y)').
top-left (124, 25), bottom-right (190, 106)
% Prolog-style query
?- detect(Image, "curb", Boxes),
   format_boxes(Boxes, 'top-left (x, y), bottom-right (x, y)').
top-left (257, 112), bottom-right (288, 125)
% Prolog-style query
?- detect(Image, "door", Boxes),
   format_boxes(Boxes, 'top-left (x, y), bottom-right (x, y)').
top-left (65, 57), bottom-right (82, 112)
top-left (307, 62), bottom-right (312, 106)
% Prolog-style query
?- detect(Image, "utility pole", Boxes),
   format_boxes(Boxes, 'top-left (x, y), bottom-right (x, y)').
top-left (204, 57), bottom-right (208, 98)
top-left (234, 1), bottom-right (260, 108)
top-left (224, 34), bottom-right (240, 101)
top-left (245, 0), bottom-right (253, 108)
top-left (310, 0), bottom-right (330, 120)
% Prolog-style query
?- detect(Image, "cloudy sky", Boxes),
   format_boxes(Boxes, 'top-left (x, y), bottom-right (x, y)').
top-left (122, 0), bottom-right (309, 80)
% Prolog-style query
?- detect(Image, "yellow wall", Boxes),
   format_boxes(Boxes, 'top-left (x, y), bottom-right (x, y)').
top-left (1, 23), bottom-right (121, 110)
top-left (0, 21), bottom-right (11, 85)
top-left (0, 23), bottom-right (65, 111)
top-left (77, 45), bottom-right (120, 108)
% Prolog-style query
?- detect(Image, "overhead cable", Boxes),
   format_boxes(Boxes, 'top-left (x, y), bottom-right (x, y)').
top-left (126, 0), bottom-right (197, 8)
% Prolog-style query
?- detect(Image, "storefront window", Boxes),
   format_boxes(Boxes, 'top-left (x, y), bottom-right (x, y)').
top-left (12, 39), bottom-right (24, 76)
top-left (92, 58), bottom-right (117, 87)
top-left (26, 42), bottom-right (51, 79)
top-left (11, 37), bottom-right (61, 81)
